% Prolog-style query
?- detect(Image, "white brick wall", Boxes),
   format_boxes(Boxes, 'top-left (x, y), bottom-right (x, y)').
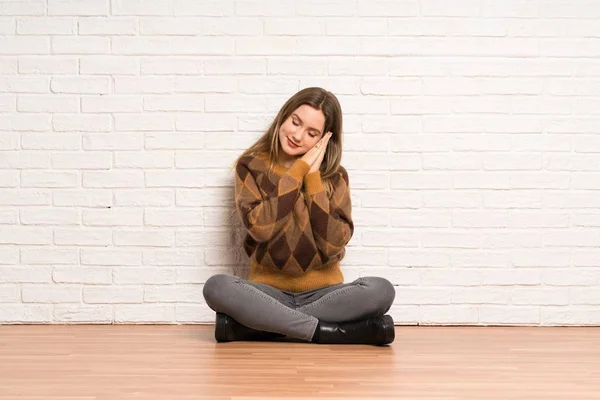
top-left (1, 0), bottom-right (600, 326)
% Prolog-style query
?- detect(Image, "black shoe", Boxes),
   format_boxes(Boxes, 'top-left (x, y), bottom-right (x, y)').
top-left (316, 315), bottom-right (395, 345)
top-left (214, 313), bottom-right (285, 342)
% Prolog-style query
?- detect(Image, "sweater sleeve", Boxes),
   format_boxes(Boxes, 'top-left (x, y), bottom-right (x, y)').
top-left (235, 156), bottom-right (310, 243)
top-left (303, 166), bottom-right (354, 262)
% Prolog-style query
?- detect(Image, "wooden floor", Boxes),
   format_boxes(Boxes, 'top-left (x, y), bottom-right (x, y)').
top-left (0, 325), bottom-right (599, 399)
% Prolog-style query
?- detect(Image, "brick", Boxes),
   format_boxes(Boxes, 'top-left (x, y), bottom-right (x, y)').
top-left (391, 210), bottom-right (452, 228)
top-left (83, 208), bottom-right (143, 227)
top-left (265, 19), bottom-right (325, 35)
top-left (204, 58), bottom-right (265, 75)
top-left (82, 95), bottom-right (140, 113)
top-left (112, 0), bottom-right (173, 16)
top-left (84, 286), bottom-right (143, 303)
top-left (362, 230), bottom-right (419, 247)
top-left (176, 114), bottom-right (235, 132)
top-left (0, 210), bottom-right (18, 224)
top-left (239, 77), bottom-right (299, 94)
top-left (54, 305), bottom-right (113, 323)
top-left (53, 190), bottom-right (112, 207)
top-left (20, 208), bottom-right (79, 225)
top-left (0, 266), bottom-right (51, 283)
top-left (0, 285), bottom-right (19, 303)
top-left (479, 307), bottom-right (539, 325)
top-left (51, 152), bottom-right (112, 170)
top-left (0, 17), bottom-right (14, 34)
top-left (360, 37), bottom-right (419, 56)
top-left (329, 57), bottom-right (388, 77)
top-left (141, 57), bottom-right (203, 75)
top-left (113, 230), bottom-right (174, 247)
top-left (483, 191), bottom-right (542, 209)
top-left (112, 37), bottom-right (233, 55)
top-left (541, 307), bottom-right (600, 325)
top-left (83, 171), bottom-right (144, 188)
top-left (53, 114), bottom-right (112, 132)
top-left (51, 76), bottom-right (110, 94)
top-left (0, 171), bottom-right (18, 187)
top-left (144, 285), bottom-right (204, 302)
top-left (234, 37), bottom-right (296, 55)
top-left (114, 114), bottom-right (174, 131)
top-left (176, 188), bottom-right (230, 207)
top-left (115, 76), bottom-right (174, 94)
top-left (145, 171), bottom-right (204, 188)
top-left (83, 133), bottom-right (142, 150)
top-left (21, 171), bottom-right (78, 188)
top-left (18, 95), bottom-right (79, 113)
top-left (139, 17), bottom-right (202, 35)
top-left (420, 306), bottom-right (479, 324)
top-left (54, 228), bottom-right (112, 246)
top-left (143, 95), bottom-right (204, 112)
top-left (17, 18), bottom-right (75, 35)
top-left (115, 304), bottom-right (174, 323)
top-left (114, 152), bottom-right (173, 168)
top-left (21, 248), bottom-right (78, 264)
top-left (421, 231), bottom-right (485, 249)
top-left (53, 267), bottom-right (112, 284)
top-left (0, 115), bottom-right (50, 131)
top-left (203, 17), bottom-right (262, 35)
top-left (143, 250), bottom-right (201, 266)
top-left (78, 17), bottom-right (136, 35)
top-left (176, 304), bottom-right (215, 323)
top-left (81, 249), bottom-right (142, 266)
top-left (0, 36), bottom-right (49, 54)
top-left (0, 76), bottom-right (49, 93)
top-left (481, 231), bottom-right (543, 249)
top-left (145, 209), bottom-right (203, 226)
top-left (358, 0), bottom-right (417, 16)
top-left (358, 190), bottom-right (421, 209)
top-left (0, 94), bottom-right (15, 112)
top-left (391, 173), bottom-right (452, 189)
top-left (22, 284), bottom-right (81, 303)
top-left (0, 190), bottom-right (50, 206)
top-left (542, 269), bottom-right (600, 286)
top-left (349, 173), bottom-right (388, 190)
top-left (175, 230), bottom-right (233, 247)
top-left (205, 94), bottom-right (268, 112)
top-left (113, 267), bottom-right (176, 284)
top-left (235, 0), bottom-right (293, 16)
top-left (52, 37), bottom-right (110, 54)
top-left (388, 250), bottom-right (450, 267)
top-left (511, 287), bottom-right (569, 306)
top-left (80, 57), bottom-right (139, 75)
top-left (0, 305), bottom-right (51, 323)
top-left (48, 0), bottom-right (108, 16)
top-left (114, 189), bottom-right (173, 206)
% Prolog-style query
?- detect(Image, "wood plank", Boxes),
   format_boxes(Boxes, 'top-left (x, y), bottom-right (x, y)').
top-left (0, 325), bottom-right (598, 399)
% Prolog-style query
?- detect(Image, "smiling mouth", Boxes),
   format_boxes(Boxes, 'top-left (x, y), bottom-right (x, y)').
top-left (287, 138), bottom-right (300, 149)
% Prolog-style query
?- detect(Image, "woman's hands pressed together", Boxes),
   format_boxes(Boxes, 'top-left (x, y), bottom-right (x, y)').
top-left (301, 132), bottom-right (332, 173)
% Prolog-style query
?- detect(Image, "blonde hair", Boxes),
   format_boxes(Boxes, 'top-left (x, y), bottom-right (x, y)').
top-left (234, 87), bottom-right (344, 197)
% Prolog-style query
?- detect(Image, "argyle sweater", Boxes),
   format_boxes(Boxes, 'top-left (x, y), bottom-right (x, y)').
top-left (234, 153), bottom-right (354, 293)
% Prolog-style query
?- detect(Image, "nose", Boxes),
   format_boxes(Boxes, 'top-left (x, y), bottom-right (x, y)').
top-left (290, 131), bottom-right (302, 144)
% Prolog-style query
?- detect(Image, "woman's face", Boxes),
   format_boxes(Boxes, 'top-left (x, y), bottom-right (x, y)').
top-left (278, 105), bottom-right (325, 158)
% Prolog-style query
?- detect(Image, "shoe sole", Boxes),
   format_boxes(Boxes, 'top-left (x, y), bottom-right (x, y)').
top-left (214, 313), bottom-right (231, 342)
top-left (381, 315), bottom-right (395, 345)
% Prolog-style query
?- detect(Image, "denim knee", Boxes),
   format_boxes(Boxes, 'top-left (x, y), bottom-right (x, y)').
top-left (203, 274), bottom-right (234, 311)
top-left (361, 277), bottom-right (395, 312)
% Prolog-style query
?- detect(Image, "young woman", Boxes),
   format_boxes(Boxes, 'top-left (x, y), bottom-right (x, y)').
top-left (203, 87), bottom-right (396, 345)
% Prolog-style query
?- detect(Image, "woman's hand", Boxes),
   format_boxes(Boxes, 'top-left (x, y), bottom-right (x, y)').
top-left (301, 132), bottom-right (332, 173)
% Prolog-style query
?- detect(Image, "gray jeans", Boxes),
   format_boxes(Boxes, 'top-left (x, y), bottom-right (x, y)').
top-left (203, 274), bottom-right (396, 342)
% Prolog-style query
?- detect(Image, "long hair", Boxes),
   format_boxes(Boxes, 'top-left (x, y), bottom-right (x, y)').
top-left (234, 87), bottom-right (343, 197)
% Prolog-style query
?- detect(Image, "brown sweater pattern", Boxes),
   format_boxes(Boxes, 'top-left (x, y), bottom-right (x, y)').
top-left (234, 153), bottom-right (354, 292)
